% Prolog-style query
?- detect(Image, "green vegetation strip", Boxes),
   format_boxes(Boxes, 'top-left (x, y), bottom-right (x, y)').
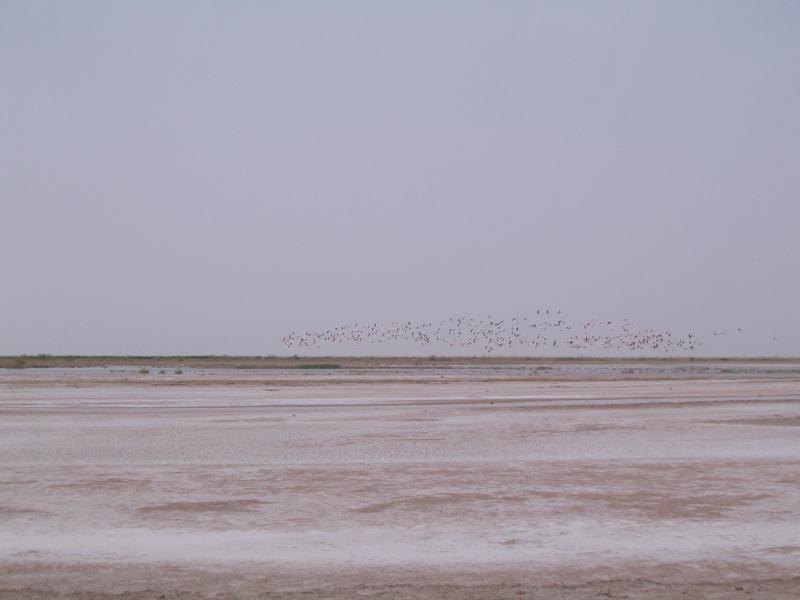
top-left (1, 355), bottom-right (798, 370)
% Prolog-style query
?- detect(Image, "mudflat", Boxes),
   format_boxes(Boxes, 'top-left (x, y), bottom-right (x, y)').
top-left (1, 361), bottom-right (799, 598)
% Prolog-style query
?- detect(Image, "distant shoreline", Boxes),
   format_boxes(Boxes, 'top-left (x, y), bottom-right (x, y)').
top-left (1, 355), bottom-right (799, 369)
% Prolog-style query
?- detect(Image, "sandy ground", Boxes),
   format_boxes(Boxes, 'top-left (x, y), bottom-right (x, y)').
top-left (1, 364), bottom-right (800, 598)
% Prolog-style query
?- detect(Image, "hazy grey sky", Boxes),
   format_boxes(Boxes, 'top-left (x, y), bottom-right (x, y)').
top-left (2, 1), bottom-right (798, 356)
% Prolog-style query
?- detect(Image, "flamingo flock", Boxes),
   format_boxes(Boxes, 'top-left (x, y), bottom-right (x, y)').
top-left (281, 312), bottom-right (710, 353)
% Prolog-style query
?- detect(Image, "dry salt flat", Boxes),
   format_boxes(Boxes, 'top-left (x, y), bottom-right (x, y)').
top-left (1, 363), bottom-right (800, 598)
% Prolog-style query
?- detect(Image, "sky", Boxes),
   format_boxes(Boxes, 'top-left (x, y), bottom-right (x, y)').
top-left (1, 1), bottom-right (798, 356)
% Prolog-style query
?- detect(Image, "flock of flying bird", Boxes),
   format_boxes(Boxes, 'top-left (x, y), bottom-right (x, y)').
top-left (280, 311), bottom-right (742, 354)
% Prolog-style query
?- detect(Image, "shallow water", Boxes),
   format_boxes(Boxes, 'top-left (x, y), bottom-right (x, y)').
top-left (3, 361), bottom-right (800, 382)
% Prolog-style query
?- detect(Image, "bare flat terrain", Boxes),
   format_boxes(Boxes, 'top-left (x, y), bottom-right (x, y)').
top-left (1, 361), bottom-right (800, 598)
